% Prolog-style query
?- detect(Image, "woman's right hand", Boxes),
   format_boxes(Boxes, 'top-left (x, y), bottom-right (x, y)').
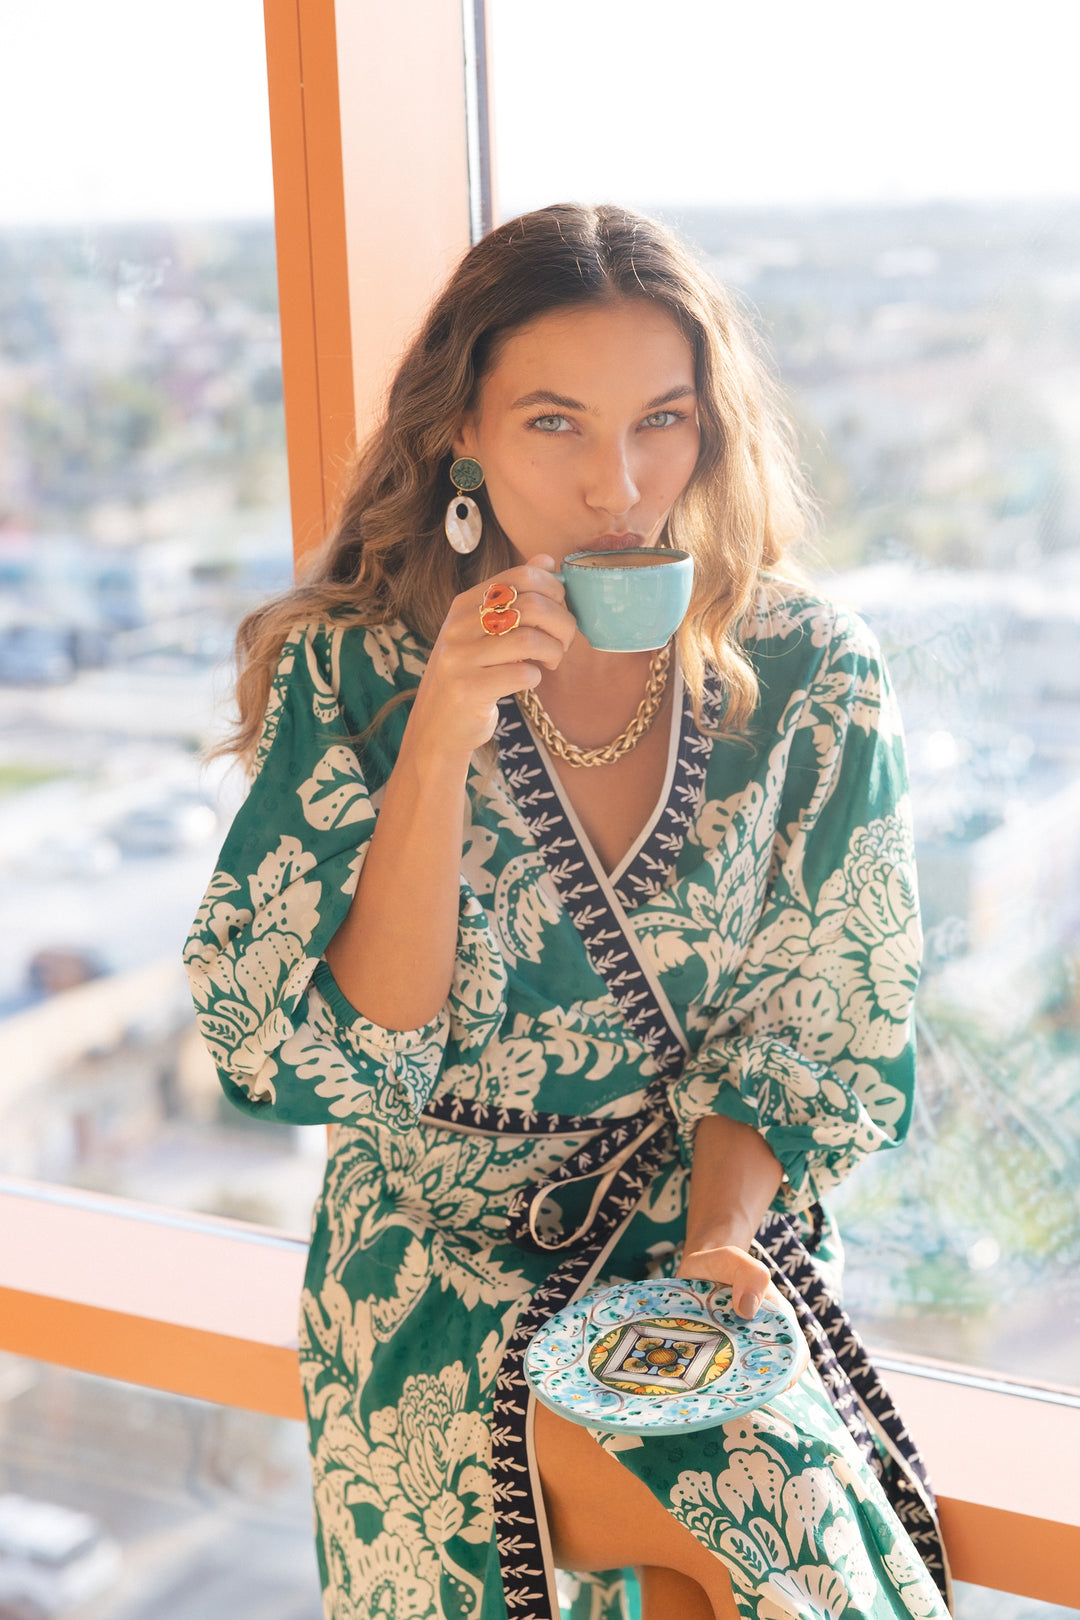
top-left (405, 554), bottom-right (576, 763)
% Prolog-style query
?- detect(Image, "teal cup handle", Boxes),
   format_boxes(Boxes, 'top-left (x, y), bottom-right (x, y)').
top-left (554, 548), bottom-right (694, 652)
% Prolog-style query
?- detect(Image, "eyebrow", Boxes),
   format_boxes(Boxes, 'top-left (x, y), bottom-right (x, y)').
top-left (509, 385), bottom-right (697, 413)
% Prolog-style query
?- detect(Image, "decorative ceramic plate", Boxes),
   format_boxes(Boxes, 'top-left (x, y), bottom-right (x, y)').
top-left (524, 1278), bottom-right (807, 1435)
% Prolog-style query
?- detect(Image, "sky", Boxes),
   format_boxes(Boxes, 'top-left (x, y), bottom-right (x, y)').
top-left (0, 0), bottom-right (1075, 226)
top-left (491, 0), bottom-right (1080, 214)
top-left (0, 0), bottom-right (275, 225)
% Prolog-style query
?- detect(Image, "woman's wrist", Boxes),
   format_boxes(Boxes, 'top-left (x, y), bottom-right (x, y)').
top-left (683, 1115), bottom-right (784, 1264)
top-left (391, 724), bottom-right (475, 790)
top-left (684, 1219), bottom-right (757, 1257)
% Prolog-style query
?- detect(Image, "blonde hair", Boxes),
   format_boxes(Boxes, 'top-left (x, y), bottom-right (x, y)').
top-left (225, 203), bottom-right (813, 767)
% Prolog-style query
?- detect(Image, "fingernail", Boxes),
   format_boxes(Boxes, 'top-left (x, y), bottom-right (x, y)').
top-left (741, 1292), bottom-right (762, 1318)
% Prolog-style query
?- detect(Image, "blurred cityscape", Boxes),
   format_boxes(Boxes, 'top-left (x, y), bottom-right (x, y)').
top-left (0, 203), bottom-right (1078, 1615)
top-left (667, 202), bottom-right (1080, 1385)
top-left (0, 1357), bottom-right (321, 1620)
top-left (0, 222), bottom-right (323, 1243)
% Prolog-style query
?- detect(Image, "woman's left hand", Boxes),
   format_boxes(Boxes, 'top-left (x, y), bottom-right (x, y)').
top-left (676, 1238), bottom-right (773, 1321)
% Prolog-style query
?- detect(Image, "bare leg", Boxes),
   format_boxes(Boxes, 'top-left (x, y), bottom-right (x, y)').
top-left (533, 1400), bottom-right (739, 1620)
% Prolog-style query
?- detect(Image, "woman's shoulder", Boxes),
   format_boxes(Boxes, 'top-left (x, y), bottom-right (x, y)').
top-left (247, 614), bottom-right (429, 781)
top-left (277, 613), bottom-right (431, 701)
top-left (739, 573), bottom-right (884, 668)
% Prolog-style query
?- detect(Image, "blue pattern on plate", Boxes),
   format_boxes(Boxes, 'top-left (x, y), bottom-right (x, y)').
top-left (525, 1277), bottom-right (805, 1436)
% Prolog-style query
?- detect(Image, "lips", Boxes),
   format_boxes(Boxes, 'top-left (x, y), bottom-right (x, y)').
top-left (578, 533), bottom-right (647, 552)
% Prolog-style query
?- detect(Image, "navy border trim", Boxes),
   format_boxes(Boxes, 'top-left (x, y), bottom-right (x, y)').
top-left (611, 676), bottom-right (714, 911)
top-left (493, 690), bottom-right (711, 1078)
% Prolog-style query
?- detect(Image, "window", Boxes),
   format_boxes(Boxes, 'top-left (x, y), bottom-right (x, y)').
top-left (0, 4), bottom-right (1075, 1608)
top-left (489, 0), bottom-right (1080, 1388)
top-left (0, 0), bottom-right (324, 1233)
top-left (0, 1354), bottom-right (319, 1618)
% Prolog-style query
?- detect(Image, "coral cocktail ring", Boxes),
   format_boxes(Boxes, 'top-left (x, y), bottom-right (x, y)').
top-left (479, 581), bottom-right (520, 635)
top-left (482, 582), bottom-right (518, 609)
top-left (479, 606), bottom-right (521, 635)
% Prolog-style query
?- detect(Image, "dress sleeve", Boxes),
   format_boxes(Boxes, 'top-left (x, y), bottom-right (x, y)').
top-left (183, 621), bottom-right (507, 1129)
top-left (667, 608), bottom-right (921, 1211)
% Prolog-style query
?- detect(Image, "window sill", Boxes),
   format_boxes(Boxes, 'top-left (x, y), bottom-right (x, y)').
top-left (1, 1176), bottom-right (1077, 1604)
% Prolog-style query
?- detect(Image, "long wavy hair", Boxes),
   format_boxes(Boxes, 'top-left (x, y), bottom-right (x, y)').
top-left (224, 203), bottom-right (813, 767)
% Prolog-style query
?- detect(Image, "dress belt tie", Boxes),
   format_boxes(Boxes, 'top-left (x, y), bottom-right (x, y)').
top-left (506, 1083), bottom-right (676, 1258)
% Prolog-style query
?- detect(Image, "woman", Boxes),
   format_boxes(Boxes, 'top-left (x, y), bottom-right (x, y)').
top-left (185, 205), bottom-right (950, 1620)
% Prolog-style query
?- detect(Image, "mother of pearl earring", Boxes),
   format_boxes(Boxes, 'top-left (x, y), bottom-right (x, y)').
top-left (445, 457), bottom-right (485, 554)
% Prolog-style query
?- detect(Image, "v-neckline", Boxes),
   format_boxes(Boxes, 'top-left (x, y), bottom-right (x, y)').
top-left (527, 659), bottom-right (686, 893)
top-left (516, 658), bottom-right (716, 913)
top-left (492, 662), bottom-right (716, 1070)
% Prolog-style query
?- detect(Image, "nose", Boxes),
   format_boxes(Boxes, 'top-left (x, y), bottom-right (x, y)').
top-left (583, 436), bottom-right (639, 519)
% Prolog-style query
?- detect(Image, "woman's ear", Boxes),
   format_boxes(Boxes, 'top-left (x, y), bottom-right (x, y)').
top-left (452, 413), bottom-right (477, 461)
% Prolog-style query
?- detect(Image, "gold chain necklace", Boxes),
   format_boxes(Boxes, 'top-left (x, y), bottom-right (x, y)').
top-left (516, 642), bottom-right (672, 768)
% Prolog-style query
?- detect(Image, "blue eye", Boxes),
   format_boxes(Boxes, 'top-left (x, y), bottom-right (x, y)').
top-left (529, 414), bottom-right (572, 433)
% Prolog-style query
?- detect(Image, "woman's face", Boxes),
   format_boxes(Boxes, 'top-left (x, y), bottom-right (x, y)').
top-left (455, 298), bottom-right (700, 565)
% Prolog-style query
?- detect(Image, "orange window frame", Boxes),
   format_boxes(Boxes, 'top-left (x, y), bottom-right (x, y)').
top-left (265, 0), bottom-right (489, 563)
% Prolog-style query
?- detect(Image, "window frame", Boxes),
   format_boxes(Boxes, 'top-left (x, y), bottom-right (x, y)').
top-left (1, 1), bottom-right (1076, 1605)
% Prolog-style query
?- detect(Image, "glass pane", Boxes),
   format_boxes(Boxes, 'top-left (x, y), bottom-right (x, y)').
top-left (0, 2), bottom-right (325, 1230)
top-left (955, 1588), bottom-right (1079, 1620)
top-left (701, 203), bottom-right (1080, 1388)
top-left (0, 1351), bottom-right (320, 1618)
top-left (490, 2), bottom-right (1080, 1385)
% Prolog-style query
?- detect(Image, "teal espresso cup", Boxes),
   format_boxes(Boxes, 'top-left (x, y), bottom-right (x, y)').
top-left (556, 547), bottom-right (694, 652)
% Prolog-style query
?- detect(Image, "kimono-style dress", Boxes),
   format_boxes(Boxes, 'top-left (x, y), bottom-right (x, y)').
top-left (184, 581), bottom-right (952, 1620)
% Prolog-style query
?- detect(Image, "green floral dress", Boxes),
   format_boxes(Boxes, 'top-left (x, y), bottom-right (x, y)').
top-left (184, 582), bottom-right (951, 1620)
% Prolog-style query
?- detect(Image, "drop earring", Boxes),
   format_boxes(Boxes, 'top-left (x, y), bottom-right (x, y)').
top-left (445, 457), bottom-right (484, 554)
